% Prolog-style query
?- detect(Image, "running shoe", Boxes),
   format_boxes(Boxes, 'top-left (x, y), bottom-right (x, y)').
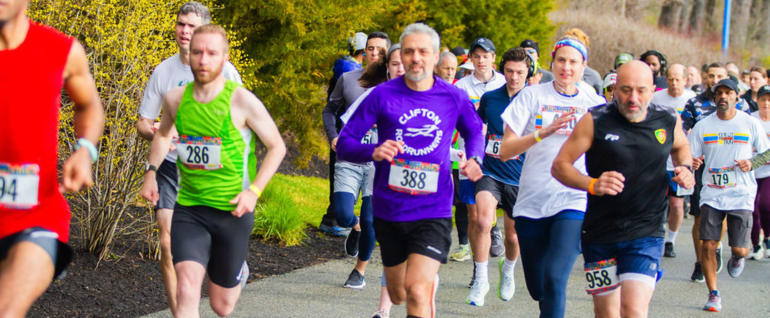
top-left (371, 309), bottom-right (389, 318)
top-left (703, 290), bottom-right (721, 312)
top-left (449, 244), bottom-right (471, 262)
top-left (497, 258), bottom-right (515, 301)
top-left (691, 262), bottom-right (705, 283)
top-left (716, 242), bottom-right (723, 273)
top-left (490, 227), bottom-right (505, 257)
top-left (727, 255), bottom-right (745, 278)
top-left (468, 262), bottom-right (476, 288)
top-left (343, 269), bottom-right (366, 289)
top-left (319, 220), bottom-right (351, 237)
top-left (239, 261), bottom-right (249, 288)
top-left (466, 280), bottom-right (490, 307)
top-left (664, 242), bottom-right (676, 258)
top-left (764, 239), bottom-right (770, 258)
top-left (749, 244), bottom-right (764, 260)
top-left (345, 229), bottom-right (361, 258)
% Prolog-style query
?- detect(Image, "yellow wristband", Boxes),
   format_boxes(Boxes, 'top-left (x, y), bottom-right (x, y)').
top-left (588, 178), bottom-right (598, 195)
top-left (534, 130), bottom-right (542, 142)
top-left (249, 184), bottom-right (262, 197)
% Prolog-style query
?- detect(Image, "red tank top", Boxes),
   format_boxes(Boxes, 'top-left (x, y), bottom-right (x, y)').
top-left (0, 21), bottom-right (74, 242)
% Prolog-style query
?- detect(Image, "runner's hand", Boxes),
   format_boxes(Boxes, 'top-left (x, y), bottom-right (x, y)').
top-left (140, 172), bottom-right (160, 206)
top-left (372, 140), bottom-right (404, 162)
top-left (230, 190), bottom-right (258, 217)
top-left (539, 111), bottom-right (575, 139)
top-left (60, 148), bottom-right (94, 193)
top-left (735, 159), bottom-right (752, 172)
top-left (672, 166), bottom-right (695, 189)
top-left (593, 171), bottom-right (625, 196)
top-left (458, 152), bottom-right (482, 181)
top-left (692, 155), bottom-right (704, 170)
top-left (331, 137), bottom-right (338, 151)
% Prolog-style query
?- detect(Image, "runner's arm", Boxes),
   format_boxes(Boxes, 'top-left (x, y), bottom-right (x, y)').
top-left (146, 89), bottom-right (181, 168)
top-left (337, 92), bottom-right (379, 163)
top-left (456, 96), bottom-right (484, 181)
top-left (322, 74), bottom-right (346, 144)
top-left (670, 115), bottom-right (695, 189)
top-left (747, 149), bottom-right (770, 170)
top-left (239, 90), bottom-right (286, 192)
top-left (552, 114), bottom-right (594, 191)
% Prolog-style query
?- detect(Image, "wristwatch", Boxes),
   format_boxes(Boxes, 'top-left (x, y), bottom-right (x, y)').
top-left (469, 156), bottom-right (483, 165)
top-left (145, 163), bottom-right (158, 174)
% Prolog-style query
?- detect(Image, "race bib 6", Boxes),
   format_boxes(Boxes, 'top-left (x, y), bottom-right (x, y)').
top-left (485, 134), bottom-right (518, 160)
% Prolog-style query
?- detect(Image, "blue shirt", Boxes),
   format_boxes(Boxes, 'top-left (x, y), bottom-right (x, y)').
top-left (477, 85), bottom-right (524, 185)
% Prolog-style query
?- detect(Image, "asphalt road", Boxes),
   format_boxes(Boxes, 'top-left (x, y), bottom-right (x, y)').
top-left (144, 216), bottom-right (770, 317)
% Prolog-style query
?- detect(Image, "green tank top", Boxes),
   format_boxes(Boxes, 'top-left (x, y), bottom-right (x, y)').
top-left (175, 80), bottom-right (257, 211)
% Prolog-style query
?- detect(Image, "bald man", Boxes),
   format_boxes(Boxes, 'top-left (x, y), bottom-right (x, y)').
top-left (652, 64), bottom-right (697, 258)
top-left (552, 61), bottom-right (694, 317)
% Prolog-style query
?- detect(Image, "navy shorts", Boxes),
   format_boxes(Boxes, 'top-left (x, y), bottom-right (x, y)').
top-left (582, 236), bottom-right (664, 289)
top-left (459, 180), bottom-right (476, 204)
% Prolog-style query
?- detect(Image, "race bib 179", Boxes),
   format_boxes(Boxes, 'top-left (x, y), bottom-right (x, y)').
top-left (0, 163), bottom-right (40, 210)
top-left (584, 258), bottom-right (620, 295)
top-left (707, 166), bottom-right (737, 189)
top-left (535, 105), bottom-right (584, 136)
top-left (176, 135), bottom-right (223, 170)
top-left (388, 159), bottom-right (439, 195)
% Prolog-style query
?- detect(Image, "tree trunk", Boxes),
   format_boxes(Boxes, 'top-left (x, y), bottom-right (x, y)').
top-left (660, 0), bottom-right (685, 30)
top-left (705, 0), bottom-right (717, 32)
top-left (749, 0), bottom-right (763, 41)
top-left (679, 0), bottom-right (692, 32)
top-left (731, 0), bottom-right (753, 48)
top-left (760, 0), bottom-right (770, 46)
top-left (690, 0), bottom-right (706, 34)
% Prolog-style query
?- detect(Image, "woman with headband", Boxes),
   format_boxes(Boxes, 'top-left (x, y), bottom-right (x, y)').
top-left (499, 37), bottom-right (605, 318)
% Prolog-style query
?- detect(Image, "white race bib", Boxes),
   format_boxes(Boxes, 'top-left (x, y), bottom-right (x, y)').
top-left (485, 134), bottom-right (518, 160)
top-left (176, 135), bottom-right (223, 170)
top-left (707, 166), bottom-right (737, 189)
top-left (584, 258), bottom-right (620, 295)
top-left (361, 127), bottom-right (378, 145)
top-left (677, 185), bottom-right (695, 196)
top-left (536, 105), bottom-right (584, 136)
top-left (388, 159), bottom-right (439, 195)
top-left (0, 163), bottom-right (40, 210)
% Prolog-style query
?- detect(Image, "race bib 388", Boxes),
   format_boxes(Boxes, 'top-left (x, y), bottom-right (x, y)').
top-left (388, 159), bottom-right (439, 195)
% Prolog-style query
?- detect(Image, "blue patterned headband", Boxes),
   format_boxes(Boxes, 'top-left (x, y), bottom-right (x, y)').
top-left (551, 38), bottom-right (588, 62)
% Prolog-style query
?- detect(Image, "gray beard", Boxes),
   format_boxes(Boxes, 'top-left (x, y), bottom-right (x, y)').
top-left (406, 71), bottom-right (429, 82)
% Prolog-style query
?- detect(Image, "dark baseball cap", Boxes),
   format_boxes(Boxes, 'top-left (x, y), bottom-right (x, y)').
top-left (470, 37), bottom-right (496, 54)
top-left (711, 78), bottom-right (739, 94)
top-left (758, 85), bottom-right (770, 98)
top-left (520, 39), bottom-right (540, 55)
top-left (451, 46), bottom-right (466, 57)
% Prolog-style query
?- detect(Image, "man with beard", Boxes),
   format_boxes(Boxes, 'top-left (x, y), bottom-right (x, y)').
top-left (1, 0), bottom-right (105, 316)
top-left (140, 25), bottom-right (286, 318)
top-left (681, 62), bottom-right (750, 283)
top-left (337, 23), bottom-right (484, 318)
top-left (135, 3), bottom-right (243, 313)
top-left (687, 79), bottom-right (770, 312)
top-left (641, 50), bottom-right (668, 91)
top-left (553, 60), bottom-right (695, 317)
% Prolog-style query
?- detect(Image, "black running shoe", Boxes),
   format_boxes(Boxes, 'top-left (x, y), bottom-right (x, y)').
top-left (490, 226), bottom-right (505, 257)
top-left (343, 269), bottom-right (366, 289)
top-left (691, 262), bottom-right (705, 283)
top-left (345, 229), bottom-right (361, 258)
top-left (664, 242), bottom-right (676, 258)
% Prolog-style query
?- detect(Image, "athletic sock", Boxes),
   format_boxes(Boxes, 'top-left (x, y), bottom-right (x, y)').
top-left (474, 261), bottom-right (489, 284)
top-left (502, 257), bottom-right (517, 276)
top-left (666, 230), bottom-right (678, 244)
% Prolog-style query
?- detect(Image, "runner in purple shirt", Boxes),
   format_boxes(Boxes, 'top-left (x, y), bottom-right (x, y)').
top-left (337, 23), bottom-right (484, 318)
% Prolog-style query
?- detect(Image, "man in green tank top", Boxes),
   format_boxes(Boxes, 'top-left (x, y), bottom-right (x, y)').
top-left (140, 25), bottom-right (286, 318)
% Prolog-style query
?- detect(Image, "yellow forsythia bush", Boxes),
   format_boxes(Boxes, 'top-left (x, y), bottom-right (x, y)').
top-left (28, 0), bottom-right (255, 259)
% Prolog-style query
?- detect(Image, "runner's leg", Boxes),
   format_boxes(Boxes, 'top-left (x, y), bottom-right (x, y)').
top-left (0, 242), bottom-right (55, 317)
top-left (619, 280), bottom-right (654, 317)
top-left (404, 254), bottom-right (441, 317)
top-left (514, 217), bottom-right (548, 302)
top-left (541, 215), bottom-right (582, 318)
top-left (470, 191), bottom-right (497, 264)
top-left (174, 261), bottom-right (206, 318)
top-left (592, 289), bottom-right (621, 318)
top-left (157, 208), bottom-right (177, 313)
top-left (384, 263), bottom-right (407, 305)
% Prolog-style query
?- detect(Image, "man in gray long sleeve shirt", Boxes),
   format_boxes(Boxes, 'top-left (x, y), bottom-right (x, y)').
top-left (319, 31), bottom-right (390, 235)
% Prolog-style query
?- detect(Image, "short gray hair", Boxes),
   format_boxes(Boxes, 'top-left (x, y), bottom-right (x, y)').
top-left (178, 2), bottom-right (211, 24)
top-left (439, 52), bottom-right (457, 66)
top-left (399, 23), bottom-right (440, 53)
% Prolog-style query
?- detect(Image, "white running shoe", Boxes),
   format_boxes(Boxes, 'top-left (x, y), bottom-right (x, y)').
top-left (466, 280), bottom-right (490, 307)
top-left (497, 258), bottom-right (515, 301)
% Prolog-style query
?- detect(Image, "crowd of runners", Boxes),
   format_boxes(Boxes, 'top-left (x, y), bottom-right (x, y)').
top-left (3, 0), bottom-right (770, 317)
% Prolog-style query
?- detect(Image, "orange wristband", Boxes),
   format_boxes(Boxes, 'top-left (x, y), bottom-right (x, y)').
top-left (588, 178), bottom-right (598, 195)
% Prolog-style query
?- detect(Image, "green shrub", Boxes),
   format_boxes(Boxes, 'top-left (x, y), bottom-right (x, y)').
top-left (253, 184), bottom-right (308, 246)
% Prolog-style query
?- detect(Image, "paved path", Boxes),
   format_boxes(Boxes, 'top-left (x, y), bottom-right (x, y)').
top-left (144, 216), bottom-right (770, 317)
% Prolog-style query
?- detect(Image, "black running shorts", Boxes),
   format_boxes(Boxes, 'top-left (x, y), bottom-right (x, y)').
top-left (0, 227), bottom-right (73, 280)
top-left (156, 159), bottom-right (179, 210)
top-left (474, 175), bottom-right (519, 220)
top-left (373, 217), bottom-right (452, 267)
top-left (171, 204), bottom-right (254, 288)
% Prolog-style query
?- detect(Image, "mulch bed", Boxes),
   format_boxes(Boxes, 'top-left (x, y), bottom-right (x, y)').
top-left (28, 228), bottom-right (345, 318)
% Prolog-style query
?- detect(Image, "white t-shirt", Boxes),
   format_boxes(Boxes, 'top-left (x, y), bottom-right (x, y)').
top-left (689, 111), bottom-right (770, 211)
top-left (453, 71), bottom-right (506, 179)
top-left (138, 54), bottom-right (243, 161)
top-left (502, 83), bottom-right (606, 219)
top-left (751, 111), bottom-right (770, 179)
top-left (652, 89), bottom-right (695, 170)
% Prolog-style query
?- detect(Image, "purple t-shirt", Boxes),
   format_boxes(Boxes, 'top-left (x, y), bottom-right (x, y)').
top-left (337, 76), bottom-right (484, 222)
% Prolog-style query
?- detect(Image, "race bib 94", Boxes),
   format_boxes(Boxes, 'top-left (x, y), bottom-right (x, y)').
top-left (535, 105), bottom-right (584, 136)
top-left (584, 258), bottom-right (620, 295)
top-left (0, 163), bottom-right (40, 210)
top-left (388, 159), bottom-right (439, 195)
top-left (176, 135), bottom-right (223, 170)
